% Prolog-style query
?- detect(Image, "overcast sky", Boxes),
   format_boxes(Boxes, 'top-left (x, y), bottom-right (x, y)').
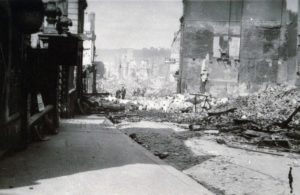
top-left (86, 0), bottom-right (298, 49)
top-left (287, 0), bottom-right (298, 12)
top-left (86, 0), bottom-right (183, 49)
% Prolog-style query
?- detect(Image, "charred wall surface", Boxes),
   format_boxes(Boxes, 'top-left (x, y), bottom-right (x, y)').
top-left (180, 0), bottom-right (298, 96)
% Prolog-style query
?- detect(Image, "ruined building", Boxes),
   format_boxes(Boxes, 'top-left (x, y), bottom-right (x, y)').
top-left (170, 30), bottom-right (181, 92)
top-left (179, 0), bottom-right (300, 96)
top-left (82, 12), bottom-right (97, 94)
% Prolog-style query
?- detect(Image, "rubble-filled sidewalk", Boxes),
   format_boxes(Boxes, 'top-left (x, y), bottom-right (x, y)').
top-left (0, 116), bottom-right (212, 195)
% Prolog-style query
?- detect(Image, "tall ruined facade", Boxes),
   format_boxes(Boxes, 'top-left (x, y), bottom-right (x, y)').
top-left (179, 0), bottom-right (299, 96)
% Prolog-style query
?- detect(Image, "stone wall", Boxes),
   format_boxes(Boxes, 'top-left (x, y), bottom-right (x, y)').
top-left (180, 0), bottom-right (298, 96)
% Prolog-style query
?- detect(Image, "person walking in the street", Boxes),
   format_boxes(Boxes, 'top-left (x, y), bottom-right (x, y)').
top-left (121, 86), bottom-right (126, 99)
top-left (136, 88), bottom-right (141, 96)
top-left (289, 167), bottom-right (293, 194)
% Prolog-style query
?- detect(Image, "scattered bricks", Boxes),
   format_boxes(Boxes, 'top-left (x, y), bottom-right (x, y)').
top-left (242, 130), bottom-right (269, 138)
top-left (204, 130), bottom-right (219, 134)
top-left (216, 139), bottom-right (226, 144)
top-left (154, 151), bottom-right (169, 159)
top-left (258, 139), bottom-right (291, 149)
top-left (189, 124), bottom-right (202, 131)
top-left (286, 132), bottom-right (300, 140)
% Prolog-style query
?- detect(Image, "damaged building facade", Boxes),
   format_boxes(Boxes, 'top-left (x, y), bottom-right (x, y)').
top-left (82, 12), bottom-right (97, 94)
top-left (179, 0), bottom-right (300, 96)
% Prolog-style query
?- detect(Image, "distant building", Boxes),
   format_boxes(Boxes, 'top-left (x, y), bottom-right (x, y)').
top-left (82, 12), bottom-right (97, 93)
top-left (83, 12), bottom-right (96, 69)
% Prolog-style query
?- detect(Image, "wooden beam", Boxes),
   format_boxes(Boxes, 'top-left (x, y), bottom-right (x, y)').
top-left (28, 105), bottom-right (53, 127)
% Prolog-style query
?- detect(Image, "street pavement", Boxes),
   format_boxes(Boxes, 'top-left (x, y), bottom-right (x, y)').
top-left (0, 115), bottom-right (212, 195)
top-left (185, 137), bottom-right (300, 195)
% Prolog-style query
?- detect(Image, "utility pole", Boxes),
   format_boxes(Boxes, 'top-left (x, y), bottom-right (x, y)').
top-left (92, 64), bottom-right (97, 93)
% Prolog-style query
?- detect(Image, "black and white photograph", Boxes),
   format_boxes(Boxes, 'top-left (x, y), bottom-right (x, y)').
top-left (0, 0), bottom-right (300, 194)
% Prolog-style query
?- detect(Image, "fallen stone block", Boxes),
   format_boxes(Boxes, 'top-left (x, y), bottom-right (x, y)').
top-left (204, 130), bottom-right (219, 134)
top-left (258, 139), bottom-right (291, 149)
top-left (154, 151), bottom-right (169, 159)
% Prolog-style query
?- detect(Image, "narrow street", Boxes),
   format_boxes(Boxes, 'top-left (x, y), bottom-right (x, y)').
top-left (0, 116), bottom-right (212, 195)
top-left (1, 116), bottom-right (299, 194)
top-left (185, 136), bottom-right (300, 195)
top-left (119, 120), bottom-right (300, 195)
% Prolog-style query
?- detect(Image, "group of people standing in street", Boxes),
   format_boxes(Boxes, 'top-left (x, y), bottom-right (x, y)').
top-left (116, 86), bottom-right (126, 99)
top-left (133, 88), bottom-right (146, 97)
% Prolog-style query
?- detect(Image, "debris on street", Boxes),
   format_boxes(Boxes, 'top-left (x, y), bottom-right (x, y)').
top-left (86, 84), bottom-right (300, 154)
top-left (119, 121), bottom-right (214, 170)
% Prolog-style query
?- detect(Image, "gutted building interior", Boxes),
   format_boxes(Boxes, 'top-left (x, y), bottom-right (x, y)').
top-left (179, 0), bottom-right (300, 96)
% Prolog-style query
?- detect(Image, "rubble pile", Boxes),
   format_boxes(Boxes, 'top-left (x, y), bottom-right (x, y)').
top-left (99, 76), bottom-right (176, 98)
top-left (87, 84), bottom-right (300, 129)
top-left (82, 94), bottom-right (126, 114)
top-left (87, 94), bottom-right (195, 113)
top-left (211, 84), bottom-right (300, 127)
top-left (85, 84), bottom-right (300, 152)
top-left (183, 85), bottom-right (300, 153)
top-left (89, 84), bottom-right (300, 130)
top-left (131, 94), bottom-right (194, 113)
top-left (182, 84), bottom-right (297, 128)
